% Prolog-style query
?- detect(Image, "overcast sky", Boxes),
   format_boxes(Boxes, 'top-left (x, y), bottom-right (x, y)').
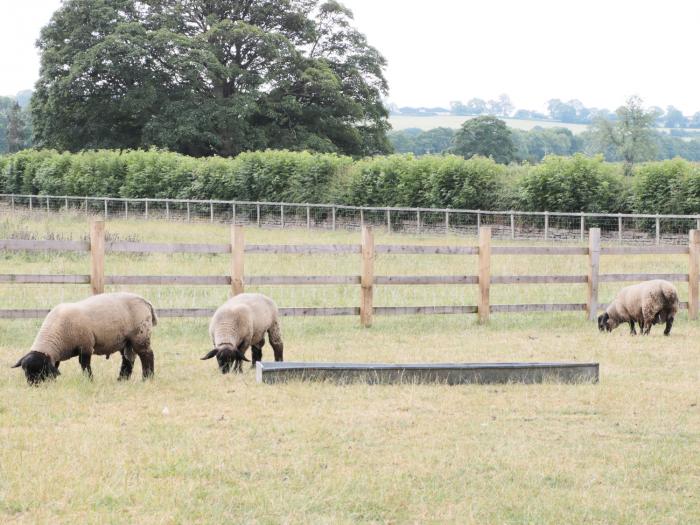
top-left (2, 0), bottom-right (700, 113)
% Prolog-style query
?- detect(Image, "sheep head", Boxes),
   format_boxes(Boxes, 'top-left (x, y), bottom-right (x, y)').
top-left (597, 312), bottom-right (617, 332)
top-left (12, 351), bottom-right (60, 385)
top-left (201, 344), bottom-right (249, 374)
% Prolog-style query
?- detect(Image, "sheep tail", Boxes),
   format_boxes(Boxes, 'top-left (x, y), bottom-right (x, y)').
top-left (145, 299), bottom-right (158, 326)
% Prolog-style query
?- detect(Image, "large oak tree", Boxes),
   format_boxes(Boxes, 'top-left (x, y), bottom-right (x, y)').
top-left (32, 0), bottom-right (391, 157)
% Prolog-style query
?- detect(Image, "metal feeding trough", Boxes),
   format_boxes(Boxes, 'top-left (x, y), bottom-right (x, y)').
top-left (255, 362), bottom-right (599, 385)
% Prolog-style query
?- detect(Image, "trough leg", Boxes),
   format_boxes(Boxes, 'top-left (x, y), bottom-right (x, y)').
top-left (268, 322), bottom-right (284, 362)
top-left (79, 350), bottom-right (93, 379)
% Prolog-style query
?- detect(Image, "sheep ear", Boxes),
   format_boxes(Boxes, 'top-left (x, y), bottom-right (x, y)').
top-left (11, 354), bottom-right (28, 368)
top-left (201, 349), bottom-right (219, 361)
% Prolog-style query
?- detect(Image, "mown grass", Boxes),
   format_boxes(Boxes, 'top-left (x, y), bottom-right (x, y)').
top-left (1, 214), bottom-right (699, 524)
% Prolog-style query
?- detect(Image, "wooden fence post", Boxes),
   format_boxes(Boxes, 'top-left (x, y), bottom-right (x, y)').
top-left (360, 226), bottom-right (375, 327)
top-left (90, 220), bottom-right (105, 295)
top-left (478, 227), bottom-right (491, 324)
top-left (689, 230), bottom-right (700, 320)
top-left (587, 228), bottom-right (601, 321)
top-left (231, 225), bottom-right (245, 296)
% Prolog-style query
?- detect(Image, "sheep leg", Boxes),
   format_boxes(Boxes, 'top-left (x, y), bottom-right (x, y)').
top-left (118, 349), bottom-right (135, 381)
top-left (629, 320), bottom-right (637, 335)
top-left (79, 350), bottom-right (93, 379)
top-left (268, 321), bottom-right (284, 362)
top-left (251, 340), bottom-right (265, 369)
top-left (136, 348), bottom-right (155, 379)
top-left (664, 316), bottom-right (674, 336)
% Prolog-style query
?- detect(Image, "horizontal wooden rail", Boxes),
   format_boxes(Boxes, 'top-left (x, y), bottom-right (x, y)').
top-left (374, 275), bottom-right (477, 285)
top-left (0, 309), bottom-right (51, 319)
top-left (106, 275), bottom-right (230, 285)
top-left (491, 275), bottom-right (587, 284)
top-left (246, 244), bottom-right (361, 254)
top-left (0, 274), bottom-right (90, 284)
top-left (492, 246), bottom-right (589, 255)
top-left (375, 245), bottom-right (478, 255)
top-left (601, 246), bottom-right (689, 255)
top-left (491, 303), bottom-right (587, 313)
top-left (249, 276), bottom-right (360, 285)
top-left (0, 239), bottom-right (90, 252)
top-left (107, 241), bottom-right (230, 254)
top-left (599, 273), bottom-right (689, 283)
top-left (374, 306), bottom-right (478, 315)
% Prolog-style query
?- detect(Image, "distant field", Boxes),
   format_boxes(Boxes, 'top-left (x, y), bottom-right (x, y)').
top-left (389, 115), bottom-right (591, 133)
top-left (1, 215), bottom-right (699, 523)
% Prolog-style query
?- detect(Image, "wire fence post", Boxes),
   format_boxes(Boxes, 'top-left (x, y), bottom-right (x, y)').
top-left (580, 212), bottom-right (585, 242)
top-left (256, 204), bottom-right (261, 228)
top-left (11, 195), bottom-right (14, 212)
top-left (46, 196), bottom-right (50, 214)
top-left (360, 208), bottom-right (364, 229)
top-left (386, 209), bottom-right (391, 234)
top-left (186, 201), bottom-right (191, 222)
top-left (85, 197), bottom-right (88, 217)
top-left (544, 211), bottom-right (549, 241)
top-left (29, 196), bottom-right (32, 213)
top-left (165, 201), bottom-right (170, 220)
top-left (618, 214), bottom-right (622, 243)
top-left (587, 228), bottom-right (601, 321)
top-left (64, 197), bottom-right (68, 211)
top-left (416, 210), bottom-right (421, 235)
top-left (210, 201), bottom-right (214, 223)
top-left (510, 212), bottom-right (515, 240)
top-left (445, 211), bottom-right (449, 235)
top-left (145, 200), bottom-right (149, 220)
top-left (332, 206), bottom-right (336, 231)
top-left (360, 226), bottom-right (374, 328)
top-left (232, 203), bottom-right (236, 225)
top-left (104, 198), bottom-right (108, 219)
top-left (90, 220), bottom-right (105, 295)
top-left (478, 227), bottom-right (491, 324)
top-left (306, 206), bottom-right (310, 229)
top-left (477, 211), bottom-right (481, 236)
top-left (281, 204), bottom-right (285, 228)
top-left (655, 214), bottom-right (660, 245)
top-left (124, 200), bottom-right (128, 220)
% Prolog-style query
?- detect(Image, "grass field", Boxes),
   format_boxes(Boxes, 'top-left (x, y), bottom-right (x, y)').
top-left (1, 214), bottom-right (699, 524)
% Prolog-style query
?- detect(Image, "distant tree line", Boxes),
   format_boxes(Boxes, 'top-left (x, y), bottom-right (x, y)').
top-left (3, 149), bottom-right (700, 216)
top-left (390, 98), bottom-right (700, 167)
top-left (391, 95), bottom-right (700, 131)
top-left (0, 92), bottom-right (33, 154)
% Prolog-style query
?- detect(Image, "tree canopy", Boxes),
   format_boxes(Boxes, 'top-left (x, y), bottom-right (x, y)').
top-left (452, 116), bottom-right (514, 164)
top-left (590, 96), bottom-right (657, 176)
top-left (31, 0), bottom-right (391, 157)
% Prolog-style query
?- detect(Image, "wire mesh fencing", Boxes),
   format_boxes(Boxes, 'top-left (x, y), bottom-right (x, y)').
top-left (2, 193), bottom-right (700, 245)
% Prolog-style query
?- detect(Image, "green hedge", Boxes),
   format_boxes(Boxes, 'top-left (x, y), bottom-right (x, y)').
top-left (2, 149), bottom-right (700, 215)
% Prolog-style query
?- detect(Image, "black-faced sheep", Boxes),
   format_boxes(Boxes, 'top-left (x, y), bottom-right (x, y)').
top-left (598, 279), bottom-right (679, 336)
top-left (12, 292), bottom-right (157, 384)
top-left (202, 293), bottom-right (283, 373)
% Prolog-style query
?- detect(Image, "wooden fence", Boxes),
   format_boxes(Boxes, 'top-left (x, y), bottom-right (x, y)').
top-left (0, 222), bottom-right (698, 325)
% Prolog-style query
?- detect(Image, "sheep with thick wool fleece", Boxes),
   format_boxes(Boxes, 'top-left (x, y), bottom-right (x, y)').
top-left (202, 293), bottom-right (284, 373)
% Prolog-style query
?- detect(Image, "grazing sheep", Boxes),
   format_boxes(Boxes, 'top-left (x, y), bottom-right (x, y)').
top-left (202, 293), bottom-right (283, 373)
top-left (598, 279), bottom-right (679, 336)
top-left (12, 292), bottom-right (157, 384)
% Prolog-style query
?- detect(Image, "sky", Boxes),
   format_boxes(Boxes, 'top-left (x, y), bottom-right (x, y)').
top-left (2, 0), bottom-right (700, 114)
